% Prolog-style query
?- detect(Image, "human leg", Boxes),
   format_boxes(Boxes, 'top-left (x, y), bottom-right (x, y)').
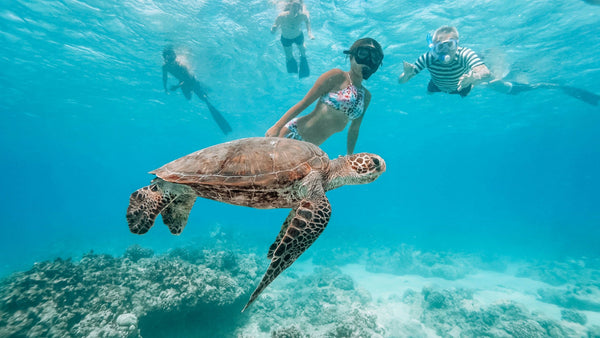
top-left (281, 36), bottom-right (298, 73)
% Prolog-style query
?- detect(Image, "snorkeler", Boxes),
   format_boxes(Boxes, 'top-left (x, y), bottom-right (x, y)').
top-left (266, 38), bottom-right (383, 155)
top-left (271, 0), bottom-right (314, 78)
top-left (398, 25), bottom-right (492, 97)
top-left (162, 46), bottom-right (232, 134)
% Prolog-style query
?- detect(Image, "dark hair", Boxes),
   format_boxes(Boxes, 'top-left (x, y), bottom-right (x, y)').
top-left (162, 45), bottom-right (176, 59)
top-left (344, 37), bottom-right (384, 61)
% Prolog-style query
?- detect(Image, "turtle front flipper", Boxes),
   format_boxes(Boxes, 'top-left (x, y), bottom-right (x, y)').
top-left (267, 209), bottom-right (296, 260)
top-left (161, 193), bottom-right (197, 235)
top-left (243, 194), bottom-right (332, 312)
top-left (126, 183), bottom-right (174, 234)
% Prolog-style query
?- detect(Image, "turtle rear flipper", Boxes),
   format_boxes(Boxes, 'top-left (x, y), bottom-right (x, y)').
top-left (161, 194), bottom-right (196, 235)
top-left (243, 191), bottom-right (332, 312)
top-left (126, 184), bottom-right (174, 234)
top-left (267, 209), bottom-right (296, 260)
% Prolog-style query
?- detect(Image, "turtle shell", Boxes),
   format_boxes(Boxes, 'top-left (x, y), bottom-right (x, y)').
top-left (150, 137), bottom-right (330, 189)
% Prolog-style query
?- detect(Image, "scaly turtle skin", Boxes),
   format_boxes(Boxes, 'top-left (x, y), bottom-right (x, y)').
top-left (126, 137), bottom-right (386, 311)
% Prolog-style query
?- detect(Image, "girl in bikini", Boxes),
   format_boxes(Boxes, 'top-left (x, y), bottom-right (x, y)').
top-left (265, 38), bottom-right (384, 155)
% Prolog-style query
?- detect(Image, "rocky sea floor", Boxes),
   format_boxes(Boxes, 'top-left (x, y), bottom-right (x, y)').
top-left (1, 239), bottom-right (599, 337)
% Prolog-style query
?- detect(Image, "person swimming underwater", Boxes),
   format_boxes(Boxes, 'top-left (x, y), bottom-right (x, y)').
top-left (162, 46), bottom-right (232, 134)
top-left (265, 37), bottom-right (384, 155)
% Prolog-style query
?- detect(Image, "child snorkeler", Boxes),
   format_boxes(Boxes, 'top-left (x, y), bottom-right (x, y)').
top-left (271, 0), bottom-right (314, 78)
top-left (162, 46), bottom-right (232, 134)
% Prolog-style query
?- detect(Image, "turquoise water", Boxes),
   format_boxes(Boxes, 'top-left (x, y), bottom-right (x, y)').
top-left (1, 0), bottom-right (600, 336)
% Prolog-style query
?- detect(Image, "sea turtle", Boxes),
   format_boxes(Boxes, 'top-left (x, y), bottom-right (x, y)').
top-left (126, 137), bottom-right (386, 311)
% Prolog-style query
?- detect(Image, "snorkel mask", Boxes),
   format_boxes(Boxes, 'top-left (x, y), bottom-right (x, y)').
top-left (427, 32), bottom-right (458, 64)
top-left (343, 45), bottom-right (383, 80)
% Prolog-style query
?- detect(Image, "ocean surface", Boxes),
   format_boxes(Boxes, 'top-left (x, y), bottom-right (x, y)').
top-left (1, 0), bottom-right (599, 336)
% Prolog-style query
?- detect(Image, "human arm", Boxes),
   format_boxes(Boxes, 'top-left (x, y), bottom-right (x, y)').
top-left (304, 14), bottom-right (314, 39)
top-left (457, 64), bottom-right (492, 91)
top-left (398, 61), bottom-right (417, 83)
top-left (162, 66), bottom-right (169, 93)
top-left (486, 79), bottom-right (513, 94)
top-left (170, 81), bottom-right (184, 91)
top-left (347, 90), bottom-right (370, 154)
top-left (266, 69), bottom-right (341, 137)
top-left (271, 15), bottom-right (281, 34)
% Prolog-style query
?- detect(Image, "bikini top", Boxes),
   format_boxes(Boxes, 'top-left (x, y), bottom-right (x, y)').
top-left (320, 80), bottom-right (365, 120)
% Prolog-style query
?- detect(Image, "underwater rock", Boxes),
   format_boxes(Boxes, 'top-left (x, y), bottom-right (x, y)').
top-left (538, 285), bottom-right (600, 311)
top-left (237, 267), bottom-right (385, 337)
top-left (0, 246), bottom-right (260, 337)
top-left (116, 313), bottom-right (138, 327)
top-left (416, 288), bottom-right (576, 337)
top-left (588, 325), bottom-right (600, 337)
top-left (501, 319), bottom-right (546, 337)
top-left (123, 245), bottom-right (154, 262)
top-left (422, 286), bottom-right (466, 310)
top-left (560, 309), bottom-right (587, 325)
top-left (270, 324), bottom-right (305, 338)
top-left (515, 257), bottom-right (600, 286)
top-left (364, 245), bottom-right (477, 280)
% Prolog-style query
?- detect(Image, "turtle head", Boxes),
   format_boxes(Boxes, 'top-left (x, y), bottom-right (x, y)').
top-left (326, 153), bottom-right (386, 190)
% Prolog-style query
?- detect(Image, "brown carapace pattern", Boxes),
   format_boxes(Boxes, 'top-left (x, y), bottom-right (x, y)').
top-left (125, 137), bottom-right (385, 311)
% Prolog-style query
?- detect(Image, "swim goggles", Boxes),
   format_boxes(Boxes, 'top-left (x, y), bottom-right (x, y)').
top-left (344, 46), bottom-right (383, 69)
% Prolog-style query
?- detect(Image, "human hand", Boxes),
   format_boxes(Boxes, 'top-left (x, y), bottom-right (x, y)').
top-left (398, 62), bottom-right (416, 83)
top-left (265, 125), bottom-right (280, 137)
top-left (457, 71), bottom-right (475, 92)
top-left (402, 62), bottom-right (415, 75)
top-left (309, 33), bottom-right (315, 40)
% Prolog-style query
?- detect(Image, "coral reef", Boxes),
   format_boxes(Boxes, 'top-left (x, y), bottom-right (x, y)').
top-left (510, 257), bottom-right (600, 323)
top-left (561, 309), bottom-right (587, 325)
top-left (314, 241), bottom-right (508, 281)
top-left (364, 245), bottom-right (486, 280)
top-left (238, 267), bottom-right (386, 337)
top-left (0, 239), bottom-right (598, 337)
top-left (0, 246), bottom-right (260, 337)
top-left (413, 288), bottom-right (576, 337)
top-left (515, 257), bottom-right (600, 286)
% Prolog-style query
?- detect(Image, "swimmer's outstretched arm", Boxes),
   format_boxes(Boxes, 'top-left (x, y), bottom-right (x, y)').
top-left (398, 61), bottom-right (417, 83)
top-left (457, 64), bottom-right (492, 91)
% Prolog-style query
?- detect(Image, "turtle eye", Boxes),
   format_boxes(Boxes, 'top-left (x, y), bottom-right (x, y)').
top-left (371, 157), bottom-right (380, 170)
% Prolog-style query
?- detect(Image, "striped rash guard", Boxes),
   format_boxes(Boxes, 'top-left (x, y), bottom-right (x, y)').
top-left (413, 47), bottom-right (485, 93)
